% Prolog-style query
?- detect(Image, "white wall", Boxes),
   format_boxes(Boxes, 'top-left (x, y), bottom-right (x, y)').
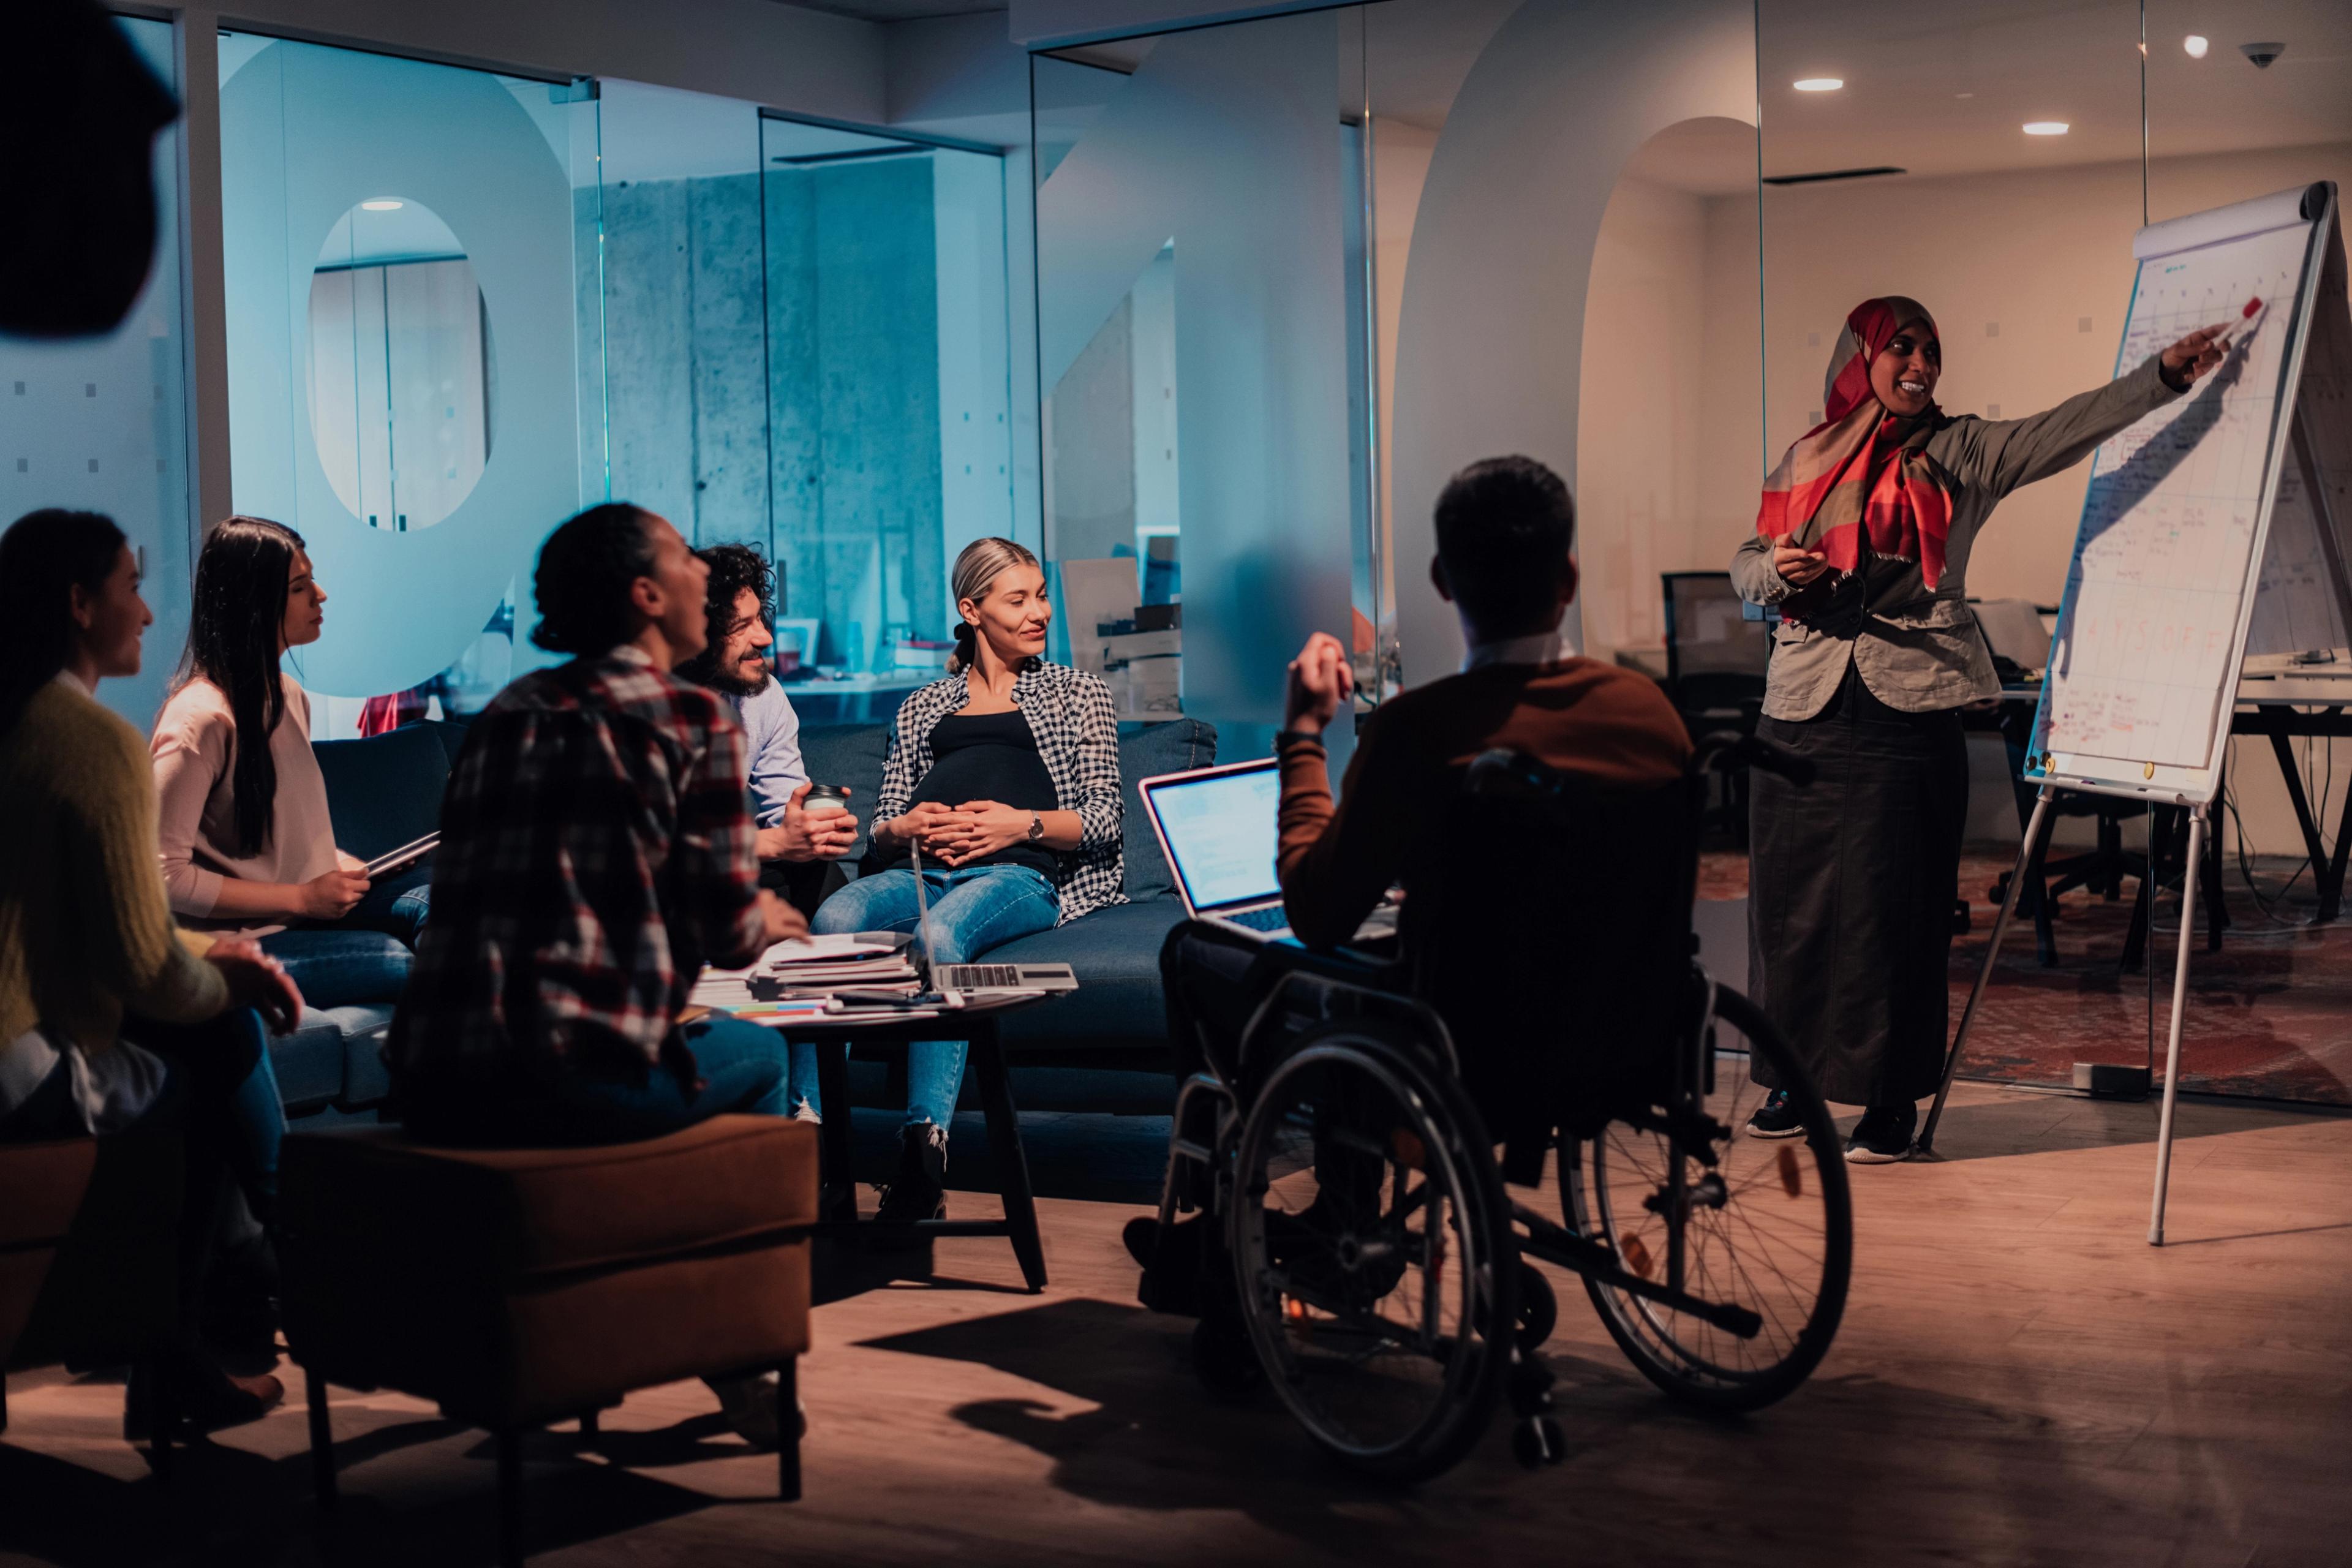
top-left (1572, 175), bottom-right (1709, 663)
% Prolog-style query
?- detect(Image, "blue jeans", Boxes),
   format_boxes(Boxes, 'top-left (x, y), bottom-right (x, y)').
top-left (120, 1007), bottom-right (286, 1218)
top-left (403, 1015), bottom-right (795, 1148)
top-left (258, 865), bottom-right (432, 1009)
top-left (802, 864), bottom-right (1058, 1129)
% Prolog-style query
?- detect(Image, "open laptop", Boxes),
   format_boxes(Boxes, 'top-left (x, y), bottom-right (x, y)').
top-left (1137, 758), bottom-right (1294, 938)
top-left (911, 843), bottom-right (1079, 993)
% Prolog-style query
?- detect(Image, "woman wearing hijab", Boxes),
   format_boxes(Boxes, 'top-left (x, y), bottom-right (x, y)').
top-left (1733, 296), bottom-right (2227, 1163)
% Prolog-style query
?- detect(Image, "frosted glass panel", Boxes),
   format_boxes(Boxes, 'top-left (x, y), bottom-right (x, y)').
top-left (1033, 12), bottom-right (1367, 735)
top-left (758, 113), bottom-right (1016, 723)
top-left (0, 16), bottom-right (190, 731)
top-left (220, 36), bottom-right (598, 703)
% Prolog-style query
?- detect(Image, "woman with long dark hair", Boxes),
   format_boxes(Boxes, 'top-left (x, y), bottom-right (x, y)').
top-left (1, 507), bottom-right (303, 1433)
top-left (805, 536), bottom-right (1123, 1224)
top-left (151, 516), bottom-right (427, 1007)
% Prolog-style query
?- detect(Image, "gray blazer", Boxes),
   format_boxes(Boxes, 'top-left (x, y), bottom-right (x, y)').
top-left (1732, 355), bottom-right (2181, 719)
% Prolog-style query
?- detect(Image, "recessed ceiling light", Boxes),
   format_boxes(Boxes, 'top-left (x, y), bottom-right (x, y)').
top-left (2022, 121), bottom-right (2070, 136)
top-left (2183, 34), bottom-right (2209, 58)
top-left (360, 198), bottom-right (404, 211)
top-left (1793, 77), bottom-right (1844, 92)
top-left (1955, 91), bottom-right (1975, 99)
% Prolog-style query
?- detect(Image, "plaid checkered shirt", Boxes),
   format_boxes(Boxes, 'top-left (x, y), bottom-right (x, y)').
top-left (875, 661), bottom-right (1125, 924)
top-left (386, 648), bottom-right (765, 1093)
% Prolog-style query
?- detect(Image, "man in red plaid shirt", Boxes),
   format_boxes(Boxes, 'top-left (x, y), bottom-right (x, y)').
top-left (386, 502), bottom-right (807, 1445)
top-left (389, 502), bottom-right (805, 1141)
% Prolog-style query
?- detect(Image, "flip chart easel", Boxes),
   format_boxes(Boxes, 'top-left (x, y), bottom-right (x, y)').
top-left (1918, 182), bottom-right (2352, 1245)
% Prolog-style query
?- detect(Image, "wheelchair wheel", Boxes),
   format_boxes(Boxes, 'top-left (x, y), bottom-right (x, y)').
top-left (1564, 983), bottom-right (1850, 1412)
top-left (1229, 1017), bottom-right (1516, 1482)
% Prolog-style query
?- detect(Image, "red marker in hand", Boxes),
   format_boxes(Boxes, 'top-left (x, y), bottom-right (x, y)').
top-left (2218, 295), bottom-right (2265, 347)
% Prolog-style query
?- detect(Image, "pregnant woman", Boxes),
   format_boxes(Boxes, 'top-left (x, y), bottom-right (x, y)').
top-left (807, 537), bottom-right (1123, 1221)
top-left (1733, 295), bottom-right (2226, 1163)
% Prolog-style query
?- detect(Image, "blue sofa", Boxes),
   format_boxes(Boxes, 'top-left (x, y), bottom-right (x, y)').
top-left (281, 714), bottom-right (1218, 1121)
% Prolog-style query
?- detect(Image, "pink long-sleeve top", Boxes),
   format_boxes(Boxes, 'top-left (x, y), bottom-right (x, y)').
top-left (150, 676), bottom-right (339, 937)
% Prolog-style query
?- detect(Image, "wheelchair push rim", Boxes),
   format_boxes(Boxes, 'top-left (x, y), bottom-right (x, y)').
top-left (1566, 984), bottom-right (1852, 1411)
top-left (1228, 1023), bottom-right (1515, 1481)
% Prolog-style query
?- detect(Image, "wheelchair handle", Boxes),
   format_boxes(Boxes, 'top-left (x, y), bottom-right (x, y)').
top-left (1692, 729), bottom-right (1815, 788)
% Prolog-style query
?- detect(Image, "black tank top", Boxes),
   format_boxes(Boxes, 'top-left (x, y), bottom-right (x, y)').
top-left (907, 708), bottom-right (1058, 876)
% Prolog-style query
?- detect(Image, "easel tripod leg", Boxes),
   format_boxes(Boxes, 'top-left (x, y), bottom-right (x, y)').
top-left (2149, 807), bottom-right (2208, 1246)
top-left (1920, 790), bottom-right (2055, 1153)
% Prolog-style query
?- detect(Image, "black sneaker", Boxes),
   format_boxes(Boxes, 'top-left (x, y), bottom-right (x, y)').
top-left (1745, 1089), bottom-right (1805, 1140)
top-left (1126, 1213), bottom-right (1208, 1317)
top-left (1845, 1103), bottom-right (1917, 1164)
top-left (873, 1121), bottom-right (949, 1224)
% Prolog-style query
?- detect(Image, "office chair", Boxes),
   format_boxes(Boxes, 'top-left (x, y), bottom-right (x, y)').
top-left (1660, 571), bottom-right (1771, 842)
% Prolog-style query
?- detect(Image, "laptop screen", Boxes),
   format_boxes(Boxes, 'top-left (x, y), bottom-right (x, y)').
top-left (1146, 763), bottom-right (1283, 912)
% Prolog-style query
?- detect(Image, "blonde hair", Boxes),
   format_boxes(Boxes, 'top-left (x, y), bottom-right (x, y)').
top-left (948, 536), bottom-right (1044, 674)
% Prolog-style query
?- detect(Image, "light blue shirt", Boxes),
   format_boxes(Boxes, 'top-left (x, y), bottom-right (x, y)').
top-left (729, 677), bottom-right (808, 827)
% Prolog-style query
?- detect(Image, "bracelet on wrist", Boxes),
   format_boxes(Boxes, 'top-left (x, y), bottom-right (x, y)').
top-left (1274, 728), bottom-right (1327, 751)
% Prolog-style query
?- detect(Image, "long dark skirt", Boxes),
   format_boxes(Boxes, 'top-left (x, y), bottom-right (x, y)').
top-left (1747, 663), bottom-right (1967, 1107)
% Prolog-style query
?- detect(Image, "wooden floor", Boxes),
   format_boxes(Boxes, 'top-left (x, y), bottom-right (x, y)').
top-left (5, 1082), bottom-right (2350, 1568)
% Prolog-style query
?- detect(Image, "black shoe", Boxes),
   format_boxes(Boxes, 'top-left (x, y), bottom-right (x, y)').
top-left (1745, 1089), bottom-right (1805, 1140)
top-left (1126, 1213), bottom-right (1208, 1317)
top-left (873, 1122), bottom-right (949, 1226)
top-left (124, 1354), bottom-right (284, 1442)
top-left (1845, 1103), bottom-right (1917, 1164)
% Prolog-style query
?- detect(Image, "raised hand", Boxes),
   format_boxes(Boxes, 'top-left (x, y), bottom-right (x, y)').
top-left (1284, 631), bottom-right (1355, 736)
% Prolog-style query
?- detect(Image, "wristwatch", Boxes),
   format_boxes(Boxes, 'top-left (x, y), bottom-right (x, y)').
top-left (1027, 812), bottom-right (1045, 843)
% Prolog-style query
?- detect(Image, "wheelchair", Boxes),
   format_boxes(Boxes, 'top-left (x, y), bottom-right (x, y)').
top-left (1150, 731), bottom-right (1852, 1482)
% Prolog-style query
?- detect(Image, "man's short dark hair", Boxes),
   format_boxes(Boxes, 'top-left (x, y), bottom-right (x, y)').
top-left (1433, 456), bottom-right (1577, 635)
top-left (677, 543), bottom-right (775, 693)
top-left (531, 502), bottom-right (658, 657)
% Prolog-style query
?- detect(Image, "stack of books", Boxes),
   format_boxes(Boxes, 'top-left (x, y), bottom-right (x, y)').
top-left (690, 933), bottom-right (921, 1026)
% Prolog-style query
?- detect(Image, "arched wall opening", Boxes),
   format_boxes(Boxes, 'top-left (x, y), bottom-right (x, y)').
top-left (1572, 116), bottom-right (1762, 667)
top-left (1387, 0), bottom-right (1756, 687)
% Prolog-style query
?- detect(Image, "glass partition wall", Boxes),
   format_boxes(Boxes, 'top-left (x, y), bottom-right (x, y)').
top-left (1031, 11), bottom-right (1378, 747)
top-left (218, 43), bottom-right (1016, 734)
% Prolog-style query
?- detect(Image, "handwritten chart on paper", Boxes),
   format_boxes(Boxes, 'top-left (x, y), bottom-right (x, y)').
top-left (2034, 211), bottom-right (2314, 775)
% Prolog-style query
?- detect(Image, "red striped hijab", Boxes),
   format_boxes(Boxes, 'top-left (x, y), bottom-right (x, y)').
top-left (1755, 296), bottom-right (1958, 591)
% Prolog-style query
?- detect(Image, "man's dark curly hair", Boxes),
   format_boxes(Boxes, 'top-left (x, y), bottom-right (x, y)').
top-left (677, 543), bottom-right (776, 694)
top-left (1433, 455), bottom-right (1577, 636)
top-left (530, 502), bottom-right (660, 657)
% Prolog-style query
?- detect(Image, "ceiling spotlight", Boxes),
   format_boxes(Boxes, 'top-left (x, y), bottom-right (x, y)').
top-left (2183, 34), bottom-right (2209, 58)
top-left (360, 198), bottom-right (404, 211)
top-left (2022, 121), bottom-right (2070, 136)
top-left (1793, 77), bottom-right (1844, 92)
top-left (2239, 41), bottom-right (2285, 69)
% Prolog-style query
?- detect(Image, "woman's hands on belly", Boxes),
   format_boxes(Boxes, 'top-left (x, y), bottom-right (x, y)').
top-left (926, 801), bottom-right (1083, 866)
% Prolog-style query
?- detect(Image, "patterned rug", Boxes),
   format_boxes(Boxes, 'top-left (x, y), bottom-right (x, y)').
top-left (1697, 850), bottom-right (2352, 1107)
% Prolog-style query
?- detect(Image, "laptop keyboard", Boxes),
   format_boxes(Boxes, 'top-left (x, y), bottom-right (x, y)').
top-left (941, 963), bottom-right (1025, 989)
top-left (1224, 905), bottom-right (1291, 932)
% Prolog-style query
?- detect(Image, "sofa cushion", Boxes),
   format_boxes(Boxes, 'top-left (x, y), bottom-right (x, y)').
top-left (268, 1004), bottom-right (394, 1117)
top-left (987, 895), bottom-right (1191, 1052)
top-left (312, 721), bottom-right (456, 860)
top-left (1114, 718), bottom-right (1218, 902)
top-left (796, 722), bottom-right (893, 864)
top-left (283, 1116), bottom-right (820, 1280)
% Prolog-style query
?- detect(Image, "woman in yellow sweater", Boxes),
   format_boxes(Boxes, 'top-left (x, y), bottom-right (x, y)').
top-left (0, 508), bottom-right (304, 1433)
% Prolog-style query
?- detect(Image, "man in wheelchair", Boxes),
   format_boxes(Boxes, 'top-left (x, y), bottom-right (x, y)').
top-left (1125, 458), bottom-right (1850, 1483)
top-left (1128, 455), bottom-right (1689, 1306)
